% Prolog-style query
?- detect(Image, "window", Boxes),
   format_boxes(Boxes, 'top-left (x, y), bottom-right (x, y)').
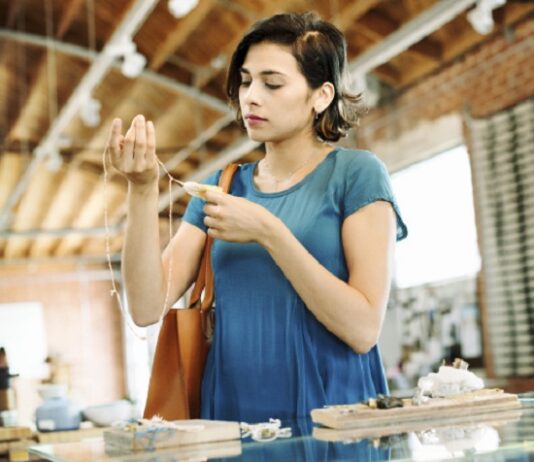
top-left (0, 302), bottom-right (48, 378)
top-left (391, 145), bottom-right (481, 288)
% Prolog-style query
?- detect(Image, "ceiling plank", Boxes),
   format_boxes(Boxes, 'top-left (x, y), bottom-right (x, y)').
top-left (4, 0), bottom-right (22, 28)
top-left (54, 180), bottom-right (126, 256)
top-left (400, 3), bottom-right (534, 86)
top-left (194, 0), bottom-right (308, 89)
top-left (56, 0), bottom-right (85, 38)
top-left (357, 11), bottom-right (442, 62)
top-left (29, 166), bottom-right (100, 257)
top-left (35, 0), bottom-right (159, 160)
top-left (0, 0), bottom-right (159, 232)
top-left (149, 0), bottom-right (216, 70)
top-left (372, 63), bottom-right (402, 85)
top-left (348, 0), bottom-right (476, 76)
top-left (3, 162), bottom-right (65, 259)
top-left (0, 154), bottom-right (27, 209)
top-left (332, 0), bottom-right (383, 32)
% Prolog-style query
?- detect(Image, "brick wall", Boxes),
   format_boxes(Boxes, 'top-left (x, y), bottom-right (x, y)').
top-left (358, 15), bottom-right (534, 150)
top-left (361, 14), bottom-right (533, 388)
top-left (0, 263), bottom-right (125, 423)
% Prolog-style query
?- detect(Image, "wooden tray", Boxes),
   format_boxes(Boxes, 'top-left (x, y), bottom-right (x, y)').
top-left (313, 407), bottom-right (523, 442)
top-left (0, 426), bottom-right (33, 442)
top-left (103, 419), bottom-right (240, 452)
top-left (311, 389), bottom-right (521, 431)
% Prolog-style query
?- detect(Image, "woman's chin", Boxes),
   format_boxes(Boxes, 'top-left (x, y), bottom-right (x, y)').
top-left (246, 130), bottom-right (269, 143)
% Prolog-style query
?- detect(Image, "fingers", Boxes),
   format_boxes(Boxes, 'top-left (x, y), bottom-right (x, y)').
top-left (107, 118), bottom-right (123, 161)
top-left (146, 120), bottom-right (156, 164)
top-left (203, 203), bottom-right (221, 217)
top-left (203, 190), bottom-right (225, 204)
top-left (122, 118), bottom-right (136, 166)
top-left (133, 115), bottom-right (146, 170)
top-left (203, 215), bottom-right (220, 229)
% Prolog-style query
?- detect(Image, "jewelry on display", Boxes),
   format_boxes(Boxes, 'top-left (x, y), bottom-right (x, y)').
top-left (240, 418), bottom-right (292, 442)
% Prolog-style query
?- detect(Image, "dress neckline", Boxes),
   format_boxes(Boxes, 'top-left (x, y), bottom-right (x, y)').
top-left (247, 147), bottom-right (340, 198)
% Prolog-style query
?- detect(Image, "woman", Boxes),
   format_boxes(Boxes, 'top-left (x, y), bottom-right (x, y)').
top-left (108, 12), bottom-right (407, 422)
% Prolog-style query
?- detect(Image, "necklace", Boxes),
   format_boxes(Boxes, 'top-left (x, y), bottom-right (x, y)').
top-left (259, 151), bottom-right (324, 185)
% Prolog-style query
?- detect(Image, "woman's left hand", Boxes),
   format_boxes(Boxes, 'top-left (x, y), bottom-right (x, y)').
top-left (203, 190), bottom-right (278, 244)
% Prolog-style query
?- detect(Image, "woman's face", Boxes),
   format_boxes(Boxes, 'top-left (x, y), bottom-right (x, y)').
top-left (238, 42), bottom-right (317, 143)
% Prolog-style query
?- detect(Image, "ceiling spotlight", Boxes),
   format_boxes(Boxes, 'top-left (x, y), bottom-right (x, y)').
top-left (46, 148), bottom-right (63, 172)
top-left (106, 38), bottom-right (147, 79)
top-left (168, 0), bottom-right (199, 18)
top-left (121, 51), bottom-right (147, 79)
top-left (210, 54), bottom-right (227, 70)
top-left (107, 38), bottom-right (136, 58)
top-left (80, 95), bottom-right (102, 127)
top-left (467, 0), bottom-right (507, 35)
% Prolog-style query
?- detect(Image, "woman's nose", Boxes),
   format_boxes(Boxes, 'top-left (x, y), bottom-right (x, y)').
top-left (241, 81), bottom-right (261, 106)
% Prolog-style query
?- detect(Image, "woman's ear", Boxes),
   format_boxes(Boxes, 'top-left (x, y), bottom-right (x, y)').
top-left (314, 82), bottom-right (335, 114)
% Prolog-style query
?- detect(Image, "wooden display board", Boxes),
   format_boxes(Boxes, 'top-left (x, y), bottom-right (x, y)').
top-left (311, 389), bottom-right (521, 432)
top-left (103, 419), bottom-right (240, 452)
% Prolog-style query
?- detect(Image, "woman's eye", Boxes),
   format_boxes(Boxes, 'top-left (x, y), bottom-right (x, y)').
top-left (265, 83), bottom-right (282, 90)
top-left (240, 80), bottom-right (251, 87)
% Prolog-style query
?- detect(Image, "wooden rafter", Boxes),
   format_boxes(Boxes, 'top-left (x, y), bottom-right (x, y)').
top-left (149, 0), bottom-right (216, 70)
top-left (399, 3), bottom-right (534, 86)
top-left (331, 0), bottom-right (383, 32)
top-left (56, 0), bottom-right (85, 38)
top-left (356, 10), bottom-right (442, 62)
top-left (194, 0), bottom-right (309, 89)
top-left (3, 162), bottom-right (65, 258)
top-left (55, 180), bottom-right (126, 256)
top-left (4, 0), bottom-right (23, 28)
top-left (29, 166), bottom-right (100, 257)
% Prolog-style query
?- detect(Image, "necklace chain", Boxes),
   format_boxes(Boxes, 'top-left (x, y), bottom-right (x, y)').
top-left (260, 152), bottom-right (323, 185)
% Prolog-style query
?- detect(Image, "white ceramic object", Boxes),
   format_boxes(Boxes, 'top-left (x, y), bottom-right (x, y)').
top-left (417, 365), bottom-right (484, 397)
top-left (83, 400), bottom-right (135, 427)
top-left (37, 384), bottom-right (68, 400)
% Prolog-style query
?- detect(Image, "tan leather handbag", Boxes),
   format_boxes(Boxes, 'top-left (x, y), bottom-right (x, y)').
top-left (143, 163), bottom-right (239, 420)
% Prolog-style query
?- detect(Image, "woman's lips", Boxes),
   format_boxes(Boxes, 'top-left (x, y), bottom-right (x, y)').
top-left (245, 115), bottom-right (266, 126)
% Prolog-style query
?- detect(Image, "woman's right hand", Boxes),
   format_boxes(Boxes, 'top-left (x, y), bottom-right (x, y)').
top-left (106, 114), bottom-right (159, 186)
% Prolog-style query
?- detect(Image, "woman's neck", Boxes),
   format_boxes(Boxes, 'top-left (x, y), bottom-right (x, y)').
top-left (262, 133), bottom-right (333, 179)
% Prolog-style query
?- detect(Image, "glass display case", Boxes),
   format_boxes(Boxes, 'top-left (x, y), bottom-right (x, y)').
top-left (29, 394), bottom-right (534, 462)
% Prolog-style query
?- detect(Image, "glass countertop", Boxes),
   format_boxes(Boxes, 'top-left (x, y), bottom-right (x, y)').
top-left (29, 394), bottom-right (534, 462)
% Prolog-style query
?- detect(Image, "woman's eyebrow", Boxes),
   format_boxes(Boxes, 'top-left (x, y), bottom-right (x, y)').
top-left (240, 67), bottom-right (287, 77)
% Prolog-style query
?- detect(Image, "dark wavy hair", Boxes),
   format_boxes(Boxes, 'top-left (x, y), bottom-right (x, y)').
top-left (226, 12), bottom-right (363, 142)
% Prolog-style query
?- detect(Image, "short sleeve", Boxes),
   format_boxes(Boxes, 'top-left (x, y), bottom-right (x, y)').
top-left (342, 151), bottom-right (408, 241)
top-left (181, 170), bottom-right (222, 233)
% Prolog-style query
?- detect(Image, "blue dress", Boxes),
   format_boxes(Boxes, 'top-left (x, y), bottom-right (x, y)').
top-left (183, 148), bottom-right (408, 423)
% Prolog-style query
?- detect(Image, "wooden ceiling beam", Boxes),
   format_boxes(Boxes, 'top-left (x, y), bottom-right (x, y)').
top-left (194, 0), bottom-right (308, 89)
top-left (34, 0), bottom-right (159, 165)
top-left (331, 0), bottom-right (383, 32)
top-left (149, 0), bottom-right (216, 70)
top-left (29, 166), bottom-right (100, 257)
top-left (0, 0), bottom-right (159, 232)
top-left (400, 3), bottom-right (534, 86)
top-left (54, 180), bottom-right (126, 256)
top-left (56, 0), bottom-right (85, 38)
top-left (348, 0), bottom-right (476, 76)
top-left (3, 161), bottom-right (65, 259)
top-left (4, 1), bottom-right (23, 28)
top-left (372, 63), bottom-right (402, 86)
top-left (357, 11), bottom-right (442, 62)
top-left (0, 154), bottom-right (27, 210)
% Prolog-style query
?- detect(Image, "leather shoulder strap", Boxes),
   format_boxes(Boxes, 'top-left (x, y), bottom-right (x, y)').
top-left (189, 164), bottom-right (239, 310)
